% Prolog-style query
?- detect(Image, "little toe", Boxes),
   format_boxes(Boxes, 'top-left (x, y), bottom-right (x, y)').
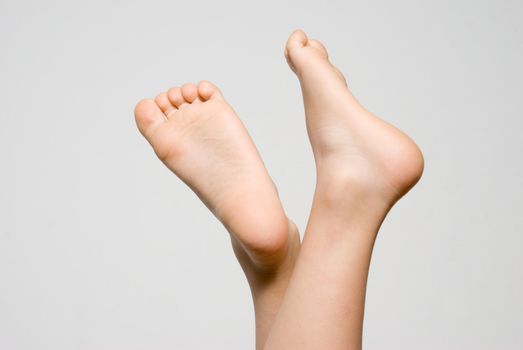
top-left (155, 92), bottom-right (176, 116)
top-left (134, 98), bottom-right (166, 138)
top-left (198, 80), bottom-right (223, 101)
top-left (181, 83), bottom-right (199, 103)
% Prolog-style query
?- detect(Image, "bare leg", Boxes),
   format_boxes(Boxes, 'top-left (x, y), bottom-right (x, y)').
top-left (134, 81), bottom-right (300, 349)
top-left (264, 31), bottom-right (424, 349)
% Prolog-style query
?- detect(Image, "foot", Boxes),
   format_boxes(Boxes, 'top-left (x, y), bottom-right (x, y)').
top-left (135, 81), bottom-right (295, 265)
top-left (285, 30), bottom-right (424, 210)
top-left (134, 81), bottom-right (299, 349)
top-left (261, 31), bottom-right (425, 350)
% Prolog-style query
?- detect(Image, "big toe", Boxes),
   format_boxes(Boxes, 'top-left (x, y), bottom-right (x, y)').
top-left (285, 30), bottom-right (329, 72)
top-left (284, 29), bottom-right (308, 62)
top-left (134, 99), bottom-right (165, 138)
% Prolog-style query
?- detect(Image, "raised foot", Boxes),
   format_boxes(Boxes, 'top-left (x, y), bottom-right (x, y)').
top-left (134, 81), bottom-right (294, 268)
top-left (285, 30), bottom-right (424, 208)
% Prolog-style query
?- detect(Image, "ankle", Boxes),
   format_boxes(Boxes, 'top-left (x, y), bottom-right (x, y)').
top-left (314, 168), bottom-right (394, 217)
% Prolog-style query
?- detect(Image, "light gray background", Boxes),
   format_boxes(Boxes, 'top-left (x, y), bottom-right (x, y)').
top-left (1, 0), bottom-right (522, 349)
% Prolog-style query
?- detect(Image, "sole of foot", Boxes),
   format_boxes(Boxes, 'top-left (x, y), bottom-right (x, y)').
top-left (134, 81), bottom-right (298, 269)
top-left (285, 30), bottom-right (424, 211)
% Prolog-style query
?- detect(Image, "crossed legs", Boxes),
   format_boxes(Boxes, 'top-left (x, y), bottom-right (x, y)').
top-left (134, 30), bottom-right (423, 349)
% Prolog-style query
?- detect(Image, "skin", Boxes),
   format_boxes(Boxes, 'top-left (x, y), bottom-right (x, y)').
top-left (134, 81), bottom-right (300, 349)
top-left (135, 29), bottom-right (424, 349)
top-left (263, 30), bottom-right (424, 350)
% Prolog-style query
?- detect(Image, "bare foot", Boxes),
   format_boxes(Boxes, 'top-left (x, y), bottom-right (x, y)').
top-left (263, 31), bottom-right (424, 350)
top-left (285, 30), bottom-right (424, 210)
top-left (134, 81), bottom-right (299, 349)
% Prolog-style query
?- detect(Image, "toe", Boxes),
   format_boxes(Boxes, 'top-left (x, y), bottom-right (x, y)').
top-left (284, 30), bottom-right (333, 75)
top-left (134, 99), bottom-right (166, 138)
top-left (167, 86), bottom-right (188, 109)
top-left (285, 29), bottom-right (308, 58)
top-left (198, 80), bottom-right (223, 101)
top-left (308, 39), bottom-right (329, 59)
top-left (181, 83), bottom-right (199, 103)
top-left (155, 92), bottom-right (176, 116)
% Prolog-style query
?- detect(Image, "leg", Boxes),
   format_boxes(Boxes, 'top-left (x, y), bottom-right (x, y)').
top-left (134, 81), bottom-right (300, 349)
top-left (264, 31), bottom-right (424, 349)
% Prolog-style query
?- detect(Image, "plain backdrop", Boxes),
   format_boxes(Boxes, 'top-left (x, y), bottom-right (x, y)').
top-left (1, 0), bottom-right (522, 349)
